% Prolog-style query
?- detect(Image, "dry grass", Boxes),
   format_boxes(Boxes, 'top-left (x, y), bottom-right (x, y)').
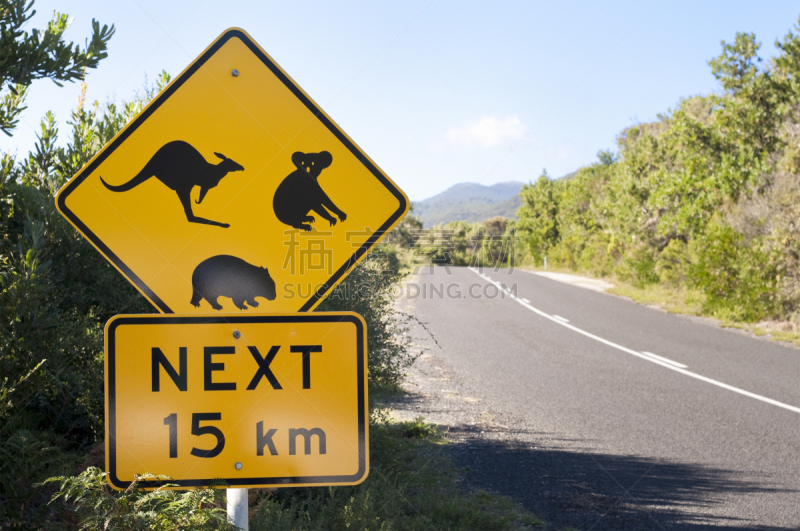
top-left (607, 283), bottom-right (706, 317)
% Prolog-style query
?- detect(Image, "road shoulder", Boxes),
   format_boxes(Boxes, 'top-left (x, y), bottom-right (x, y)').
top-left (385, 348), bottom-right (668, 530)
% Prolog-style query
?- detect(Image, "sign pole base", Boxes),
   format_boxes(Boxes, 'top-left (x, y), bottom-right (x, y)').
top-left (227, 488), bottom-right (248, 530)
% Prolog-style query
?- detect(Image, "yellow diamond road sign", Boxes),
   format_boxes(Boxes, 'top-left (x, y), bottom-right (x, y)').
top-left (56, 28), bottom-right (408, 313)
top-left (105, 313), bottom-right (367, 489)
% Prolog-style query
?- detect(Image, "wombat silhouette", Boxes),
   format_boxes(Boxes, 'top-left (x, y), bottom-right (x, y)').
top-left (190, 255), bottom-right (277, 311)
top-left (273, 151), bottom-right (347, 231)
top-left (100, 140), bottom-right (244, 228)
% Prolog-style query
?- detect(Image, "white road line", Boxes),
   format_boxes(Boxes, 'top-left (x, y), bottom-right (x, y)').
top-left (467, 268), bottom-right (800, 415)
top-left (641, 351), bottom-right (687, 369)
top-left (552, 315), bottom-right (570, 323)
top-left (521, 298), bottom-right (531, 304)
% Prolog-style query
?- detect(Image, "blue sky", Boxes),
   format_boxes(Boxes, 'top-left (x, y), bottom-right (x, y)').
top-left (2, 1), bottom-right (799, 201)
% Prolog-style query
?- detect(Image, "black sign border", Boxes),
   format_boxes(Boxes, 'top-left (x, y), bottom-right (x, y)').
top-left (106, 314), bottom-right (367, 489)
top-left (57, 28), bottom-right (407, 314)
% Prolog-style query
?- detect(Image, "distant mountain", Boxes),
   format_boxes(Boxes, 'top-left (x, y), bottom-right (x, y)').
top-left (412, 181), bottom-right (524, 227)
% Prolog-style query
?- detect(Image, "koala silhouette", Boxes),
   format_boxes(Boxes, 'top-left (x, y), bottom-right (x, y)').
top-left (272, 151), bottom-right (346, 231)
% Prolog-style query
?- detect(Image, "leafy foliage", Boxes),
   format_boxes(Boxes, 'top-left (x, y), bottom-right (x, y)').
top-left (0, 0), bottom-right (115, 134)
top-left (0, 430), bottom-right (78, 527)
top-left (388, 211), bottom-right (422, 249)
top-left (403, 216), bottom-right (517, 269)
top-left (0, 76), bottom-right (165, 526)
top-left (45, 467), bottom-right (235, 530)
top-left (517, 170), bottom-right (559, 258)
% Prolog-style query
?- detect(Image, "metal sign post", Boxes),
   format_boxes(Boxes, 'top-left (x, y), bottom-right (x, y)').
top-left (227, 488), bottom-right (248, 530)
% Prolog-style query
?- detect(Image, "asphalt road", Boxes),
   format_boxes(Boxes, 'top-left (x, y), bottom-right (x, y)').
top-left (407, 266), bottom-right (800, 530)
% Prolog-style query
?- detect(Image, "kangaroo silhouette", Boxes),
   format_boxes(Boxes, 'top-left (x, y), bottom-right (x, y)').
top-left (272, 151), bottom-right (346, 231)
top-left (99, 140), bottom-right (244, 228)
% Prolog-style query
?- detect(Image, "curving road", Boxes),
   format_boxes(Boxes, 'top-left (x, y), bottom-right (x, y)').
top-left (408, 266), bottom-right (800, 529)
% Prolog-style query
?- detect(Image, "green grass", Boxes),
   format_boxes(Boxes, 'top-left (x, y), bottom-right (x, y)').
top-left (249, 414), bottom-right (545, 530)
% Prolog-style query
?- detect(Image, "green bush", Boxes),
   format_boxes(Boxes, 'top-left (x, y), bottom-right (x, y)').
top-left (688, 220), bottom-right (779, 321)
top-left (656, 238), bottom-right (691, 286)
top-left (579, 232), bottom-right (618, 276)
top-left (318, 252), bottom-right (416, 395)
top-left (615, 244), bottom-right (660, 287)
top-left (0, 91), bottom-right (159, 526)
top-left (0, 430), bottom-right (79, 527)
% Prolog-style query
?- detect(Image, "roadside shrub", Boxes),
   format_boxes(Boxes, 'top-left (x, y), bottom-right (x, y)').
top-left (548, 234), bottom-right (580, 270)
top-left (656, 238), bottom-right (691, 286)
top-left (580, 231), bottom-right (619, 276)
top-left (0, 430), bottom-right (79, 528)
top-left (318, 252), bottom-right (417, 395)
top-left (689, 219), bottom-right (779, 321)
top-left (1, 99), bottom-right (156, 527)
top-left (615, 244), bottom-right (660, 287)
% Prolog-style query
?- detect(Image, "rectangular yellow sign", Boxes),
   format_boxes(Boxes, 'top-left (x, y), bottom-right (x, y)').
top-left (105, 313), bottom-right (367, 490)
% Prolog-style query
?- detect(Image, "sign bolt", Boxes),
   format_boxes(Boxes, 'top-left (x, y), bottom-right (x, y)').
top-left (232, 69), bottom-right (239, 77)
top-left (235, 462), bottom-right (243, 470)
top-left (233, 330), bottom-right (241, 339)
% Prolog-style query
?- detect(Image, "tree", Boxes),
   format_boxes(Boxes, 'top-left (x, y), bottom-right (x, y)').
top-left (483, 216), bottom-right (507, 238)
top-left (390, 211), bottom-right (423, 248)
top-left (0, 0), bottom-right (114, 135)
top-left (516, 170), bottom-right (560, 255)
top-left (597, 148), bottom-right (616, 165)
top-left (775, 16), bottom-right (800, 86)
top-left (708, 32), bottom-right (762, 94)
